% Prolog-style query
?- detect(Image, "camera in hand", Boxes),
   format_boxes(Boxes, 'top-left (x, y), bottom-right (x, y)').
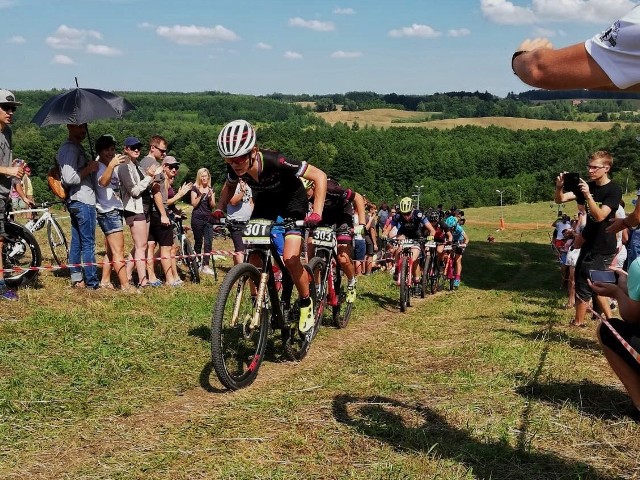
top-left (562, 172), bottom-right (586, 203)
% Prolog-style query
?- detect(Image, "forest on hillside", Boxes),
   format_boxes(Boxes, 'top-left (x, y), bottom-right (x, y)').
top-left (9, 90), bottom-right (640, 208)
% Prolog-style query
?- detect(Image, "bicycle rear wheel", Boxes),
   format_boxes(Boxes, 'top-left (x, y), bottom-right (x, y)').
top-left (399, 256), bottom-right (409, 312)
top-left (3, 222), bottom-right (41, 287)
top-left (332, 261), bottom-right (353, 329)
top-left (282, 264), bottom-right (319, 361)
top-left (47, 217), bottom-right (68, 266)
top-left (182, 239), bottom-right (200, 284)
top-left (211, 263), bottom-right (268, 390)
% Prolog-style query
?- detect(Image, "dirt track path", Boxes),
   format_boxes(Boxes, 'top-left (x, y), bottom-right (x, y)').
top-left (12, 285), bottom-right (442, 479)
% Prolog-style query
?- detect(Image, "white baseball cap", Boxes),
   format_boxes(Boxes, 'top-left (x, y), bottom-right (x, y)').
top-left (0, 89), bottom-right (22, 106)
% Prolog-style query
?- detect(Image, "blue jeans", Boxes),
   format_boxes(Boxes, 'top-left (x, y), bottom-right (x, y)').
top-left (68, 200), bottom-right (99, 288)
top-left (627, 228), bottom-right (640, 269)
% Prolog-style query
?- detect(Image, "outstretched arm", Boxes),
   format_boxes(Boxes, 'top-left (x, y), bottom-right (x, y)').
top-left (512, 39), bottom-right (625, 91)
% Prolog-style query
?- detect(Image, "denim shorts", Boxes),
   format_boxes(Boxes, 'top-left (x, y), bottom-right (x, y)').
top-left (97, 209), bottom-right (124, 235)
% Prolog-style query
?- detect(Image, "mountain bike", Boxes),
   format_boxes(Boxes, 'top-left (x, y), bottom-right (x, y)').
top-left (307, 226), bottom-right (352, 329)
top-left (171, 213), bottom-right (200, 284)
top-left (10, 201), bottom-right (68, 266)
top-left (2, 204), bottom-right (42, 287)
top-left (443, 243), bottom-right (455, 291)
top-left (210, 218), bottom-right (320, 390)
top-left (425, 240), bottom-right (446, 295)
top-left (445, 242), bottom-right (467, 290)
top-left (392, 238), bottom-right (423, 312)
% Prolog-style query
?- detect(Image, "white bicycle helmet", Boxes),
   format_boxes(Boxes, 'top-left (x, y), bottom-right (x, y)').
top-left (217, 119), bottom-right (256, 158)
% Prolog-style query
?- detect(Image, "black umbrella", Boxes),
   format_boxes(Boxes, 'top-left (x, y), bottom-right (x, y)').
top-left (31, 87), bottom-right (135, 127)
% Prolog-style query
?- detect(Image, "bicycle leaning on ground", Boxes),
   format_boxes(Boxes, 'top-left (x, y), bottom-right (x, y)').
top-left (2, 203), bottom-right (42, 287)
top-left (210, 217), bottom-right (320, 390)
top-left (307, 225), bottom-right (353, 329)
top-left (10, 201), bottom-right (68, 266)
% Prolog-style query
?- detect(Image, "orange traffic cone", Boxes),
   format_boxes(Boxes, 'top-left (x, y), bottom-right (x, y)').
top-left (499, 217), bottom-right (505, 230)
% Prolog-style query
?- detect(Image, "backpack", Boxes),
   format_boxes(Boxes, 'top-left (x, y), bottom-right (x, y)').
top-left (47, 161), bottom-right (67, 200)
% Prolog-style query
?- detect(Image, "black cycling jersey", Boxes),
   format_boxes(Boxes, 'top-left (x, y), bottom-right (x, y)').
top-left (227, 149), bottom-right (309, 220)
top-left (391, 210), bottom-right (430, 239)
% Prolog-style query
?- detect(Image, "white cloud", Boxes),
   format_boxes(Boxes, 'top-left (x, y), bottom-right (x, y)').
top-left (284, 51), bottom-right (303, 60)
top-left (532, 26), bottom-right (557, 37)
top-left (7, 35), bottom-right (26, 44)
top-left (333, 7), bottom-right (355, 14)
top-left (388, 24), bottom-right (441, 38)
top-left (156, 24), bottom-right (239, 45)
top-left (86, 44), bottom-right (122, 56)
top-left (480, 0), bottom-right (636, 25)
top-left (447, 28), bottom-right (471, 37)
top-left (52, 54), bottom-right (74, 65)
top-left (46, 25), bottom-right (102, 49)
top-left (138, 22), bottom-right (155, 29)
top-left (288, 17), bottom-right (335, 32)
top-left (330, 50), bottom-right (362, 59)
top-left (256, 42), bottom-right (272, 50)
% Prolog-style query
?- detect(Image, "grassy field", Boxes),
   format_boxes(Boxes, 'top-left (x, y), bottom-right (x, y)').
top-left (313, 108), bottom-right (626, 131)
top-left (0, 201), bottom-right (638, 479)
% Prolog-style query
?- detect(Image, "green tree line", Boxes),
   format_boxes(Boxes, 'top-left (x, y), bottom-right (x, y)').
top-left (9, 90), bottom-right (640, 207)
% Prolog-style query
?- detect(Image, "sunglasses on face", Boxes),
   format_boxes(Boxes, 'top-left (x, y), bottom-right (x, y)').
top-left (166, 165), bottom-right (179, 170)
top-left (224, 154), bottom-right (250, 165)
top-left (127, 145), bottom-right (143, 151)
top-left (153, 145), bottom-right (167, 154)
top-left (0, 104), bottom-right (17, 113)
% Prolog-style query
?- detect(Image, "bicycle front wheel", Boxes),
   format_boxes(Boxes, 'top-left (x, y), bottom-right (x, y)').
top-left (3, 222), bottom-right (41, 287)
top-left (332, 261), bottom-right (353, 329)
top-left (211, 263), bottom-right (269, 390)
top-left (399, 256), bottom-right (409, 312)
top-left (307, 256), bottom-right (327, 323)
top-left (420, 255), bottom-right (428, 299)
top-left (47, 218), bottom-right (68, 266)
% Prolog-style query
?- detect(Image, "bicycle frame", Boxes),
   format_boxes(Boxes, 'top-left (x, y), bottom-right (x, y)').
top-left (310, 227), bottom-right (340, 307)
top-left (238, 220), bottom-right (302, 332)
top-left (10, 207), bottom-right (57, 233)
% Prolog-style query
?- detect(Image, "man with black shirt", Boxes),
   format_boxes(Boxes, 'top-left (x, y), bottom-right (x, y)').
top-left (555, 151), bottom-right (622, 327)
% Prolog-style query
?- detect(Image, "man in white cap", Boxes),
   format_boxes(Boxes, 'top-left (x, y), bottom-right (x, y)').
top-left (0, 89), bottom-right (25, 300)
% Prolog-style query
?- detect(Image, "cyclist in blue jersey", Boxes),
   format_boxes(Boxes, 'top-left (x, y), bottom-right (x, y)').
top-left (382, 196), bottom-right (435, 284)
top-left (214, 120), bottom-right (327, 333)
top-left (302, 177), bottom-right (366, 303)
top-left (445, 215), bottom-right (469, 288)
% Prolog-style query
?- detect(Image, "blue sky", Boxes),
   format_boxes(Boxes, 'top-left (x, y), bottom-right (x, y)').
top-left (2, 0), bottom-right (639, 97)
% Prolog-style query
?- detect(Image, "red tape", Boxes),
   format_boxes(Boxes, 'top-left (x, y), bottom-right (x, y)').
top-left (1, 249), bottom-right (242, 273)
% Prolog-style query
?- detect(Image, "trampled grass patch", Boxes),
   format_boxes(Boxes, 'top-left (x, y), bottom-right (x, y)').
top-left (1, 201), bottom-right (639, 479)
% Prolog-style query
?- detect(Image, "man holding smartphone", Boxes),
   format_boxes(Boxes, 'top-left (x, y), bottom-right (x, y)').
top-left (555, 151), bottom-right (622, 327)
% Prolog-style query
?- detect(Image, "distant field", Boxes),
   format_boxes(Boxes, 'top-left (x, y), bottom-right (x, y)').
top-left (306, 106), bottom-right (625, 131)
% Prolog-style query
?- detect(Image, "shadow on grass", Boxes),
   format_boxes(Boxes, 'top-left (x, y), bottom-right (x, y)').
top-left (495, 328), bottom-right (601, 352)
top-left (198, 361), bottom-right (229, 393)
top-left (358, 291), bottom-right (400, 312)
top-left (515, 380), bottom-right (633, 421)
top-left (463, 241), bottom-right (563, 297)
top-left (333, 394), bottom-right (613, 479)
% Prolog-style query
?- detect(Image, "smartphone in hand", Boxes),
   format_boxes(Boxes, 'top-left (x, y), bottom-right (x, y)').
top-left (589, 269), bottom-right (617, 284)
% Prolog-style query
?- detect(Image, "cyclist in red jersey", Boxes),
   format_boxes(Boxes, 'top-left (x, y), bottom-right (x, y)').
top-left (302, 177), bottom-right (366, 303)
